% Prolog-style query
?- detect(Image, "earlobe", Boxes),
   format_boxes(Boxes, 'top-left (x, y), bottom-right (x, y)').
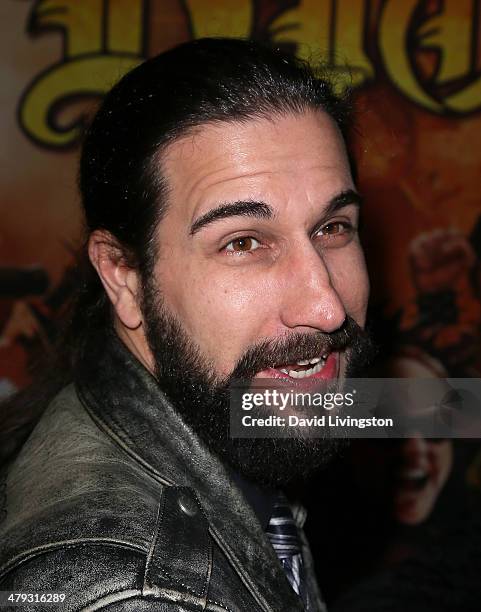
top-left (88, 231), bottom-right (142, 330)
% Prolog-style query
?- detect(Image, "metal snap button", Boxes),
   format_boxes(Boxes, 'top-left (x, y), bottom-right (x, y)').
top-left (178, 493), bottom-right (198, 517)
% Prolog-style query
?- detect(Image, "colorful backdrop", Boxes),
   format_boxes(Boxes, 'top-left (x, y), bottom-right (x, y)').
top-left (1, 0), bottom-right (481, 387)
top-left (2, 1), bottom-right (481, 604)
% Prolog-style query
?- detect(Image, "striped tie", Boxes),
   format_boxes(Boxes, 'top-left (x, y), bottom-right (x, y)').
top-left (266, 494), bottom-right (309, 609)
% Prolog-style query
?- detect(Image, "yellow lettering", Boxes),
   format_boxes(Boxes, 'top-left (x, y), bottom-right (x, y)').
top-left (186, 0), bottom-right (251, 38)
top-left (416, 0), bottom-right (481, 113)
top-left (108, 0), bottom-right (143, 54)
top-left (31, 0), bottom-right (103, 57)
top-left (19, 57), bottom-right (140, 148)
top-left (379, 0), bottom-right (443, 112)
top-left (444, 77), bottom-right (481, 113)
top-left (269, 0), bottom-right (372, 92)
top-left (268, 0), bottom-right (330, 62)
top-left (333, 0), bottom-right (374, 88)
top-left (418, 0), bottom-right (473, 83)
top-left (20, 0), bottom-right (147, 147)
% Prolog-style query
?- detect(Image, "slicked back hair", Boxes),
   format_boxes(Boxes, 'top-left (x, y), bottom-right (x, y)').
top-left (78, 37), bottom-right (351, 354)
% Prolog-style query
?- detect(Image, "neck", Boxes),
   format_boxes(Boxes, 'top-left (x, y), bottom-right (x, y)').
top-left (113, 317), bottom-right (155, 375)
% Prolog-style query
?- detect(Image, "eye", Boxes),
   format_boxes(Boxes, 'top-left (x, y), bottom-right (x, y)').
top-left (315, 220), bottom-right (355, 246)
top-left (225, 236), bottom-right (261, 253)
top-left (319, 221), bottom-right (351, 236)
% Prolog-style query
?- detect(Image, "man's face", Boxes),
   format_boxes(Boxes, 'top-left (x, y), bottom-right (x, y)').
top-left (154, 111), bottom-right (369, 381)
top-left (137, 110), bottom-right (372, 486)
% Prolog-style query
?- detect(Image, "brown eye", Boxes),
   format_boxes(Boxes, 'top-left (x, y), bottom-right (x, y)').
top-left (316, 221), bottom-right (354, 248)
top-left (321, 222), bottom-right (344, 235)
top-left (225, 236), bottom-right (260, 253)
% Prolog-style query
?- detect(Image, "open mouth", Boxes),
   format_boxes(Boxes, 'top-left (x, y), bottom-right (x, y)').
top-left (397, 468), bottom-right (430, 492)
top-left (277, 355), bottom-right (328, 378)
top-left (256, 351), bottom-right (339, 381)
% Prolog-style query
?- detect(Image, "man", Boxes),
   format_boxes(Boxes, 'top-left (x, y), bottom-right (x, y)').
top-left (0, 38), bottom-right (372, 611)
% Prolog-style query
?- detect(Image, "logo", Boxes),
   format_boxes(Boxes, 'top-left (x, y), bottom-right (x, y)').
top-left (18, 0), bottom-right (481, 149)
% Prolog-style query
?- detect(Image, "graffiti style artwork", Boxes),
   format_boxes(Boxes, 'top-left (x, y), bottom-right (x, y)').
top-left (18, 0), bottom-right (481, 152)
top-left (2, 0), bottom-right (481, 393)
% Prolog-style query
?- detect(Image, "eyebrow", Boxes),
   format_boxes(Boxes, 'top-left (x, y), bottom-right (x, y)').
top-left (323, 189), bottom-right (363, 217)
top-left (190, 200), bottom-right (273, 235)
top-left (189, 188), bottom-right (362, 236)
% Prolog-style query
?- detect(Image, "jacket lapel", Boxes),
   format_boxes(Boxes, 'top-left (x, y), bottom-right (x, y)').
top-left (76, 331), bottom-right (305, 611)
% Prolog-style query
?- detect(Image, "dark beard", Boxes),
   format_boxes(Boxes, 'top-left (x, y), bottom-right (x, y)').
top-left (141, 280), bottom-right (376, 488)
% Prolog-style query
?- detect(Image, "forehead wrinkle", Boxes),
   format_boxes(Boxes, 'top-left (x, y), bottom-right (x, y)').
top-left (159, 111), bottom-right (353, 228)
top-left (162, 134), bottom-right (279, 213)
top-left (190, 169), bottom-right (282, 214)
top-left (176, 164), bottom-right (283, 226)
top-left (178, 158), bottom-right (350, 222)
top-left (161, 117), bottom-right (322, 210)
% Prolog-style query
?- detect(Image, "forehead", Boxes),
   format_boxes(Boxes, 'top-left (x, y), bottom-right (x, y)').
top-left (160, 110), bottom-right (352, 219)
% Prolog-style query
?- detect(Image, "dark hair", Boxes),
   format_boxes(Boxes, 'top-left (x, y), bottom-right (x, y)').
top-left (1, 37), bottom-right (351, 464)
top-left (77, 37), bottom-right (350, 357)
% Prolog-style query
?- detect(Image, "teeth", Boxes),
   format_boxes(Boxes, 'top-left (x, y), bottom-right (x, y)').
top-left (277, 355), bottom-right (329, 378)
top-left (401, 469), bottom-right (428, 480)
top-left (288, 360), bottom-right (325, 378)
top-left (295, 354), bottom-right (329, 366)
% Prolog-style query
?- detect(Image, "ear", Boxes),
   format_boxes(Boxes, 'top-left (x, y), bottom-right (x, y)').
top-left (88, 230), bottom-right (142, 330)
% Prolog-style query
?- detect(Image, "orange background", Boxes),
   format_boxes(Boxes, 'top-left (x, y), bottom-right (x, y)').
top-left (1, 0), bottom-right (481, 390)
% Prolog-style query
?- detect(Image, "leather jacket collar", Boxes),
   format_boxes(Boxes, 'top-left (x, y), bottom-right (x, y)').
top-left (75, 329), bottom-right (306, 611)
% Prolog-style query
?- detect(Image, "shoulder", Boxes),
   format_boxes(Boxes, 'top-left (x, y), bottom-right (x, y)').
top-left (0, 544), bottom-right (207, 610)
top-left (0, 493), bottom-right (213, 610)
top-left (1, 384), bottom-right (162, 559)
top-left (0, 387), bottom-right (216, 610)
top-left (1, 539), bottom-right (223, 611)
top-left (0, 544), bottom-right (143, 611)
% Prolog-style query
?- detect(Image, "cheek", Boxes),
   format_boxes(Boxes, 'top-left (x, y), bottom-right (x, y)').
top-left (325, 244), bottom-right (370, 323)
top-left (431, 443), bottom-right (453, 485)
top-left (160, 261), bottom-right (279, 369)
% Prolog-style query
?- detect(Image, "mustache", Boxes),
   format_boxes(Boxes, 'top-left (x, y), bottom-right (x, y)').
top-left (229, 316), bottom-right (371, 380)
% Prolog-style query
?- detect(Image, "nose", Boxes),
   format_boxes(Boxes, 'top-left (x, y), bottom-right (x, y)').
top-left (279, 243), bottom-right (346, 333)
top-left (401, 435), bottom-right (429, 465)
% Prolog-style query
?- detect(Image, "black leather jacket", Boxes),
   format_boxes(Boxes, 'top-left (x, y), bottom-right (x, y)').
top-left (0, 333), bottom-right (325, 611)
